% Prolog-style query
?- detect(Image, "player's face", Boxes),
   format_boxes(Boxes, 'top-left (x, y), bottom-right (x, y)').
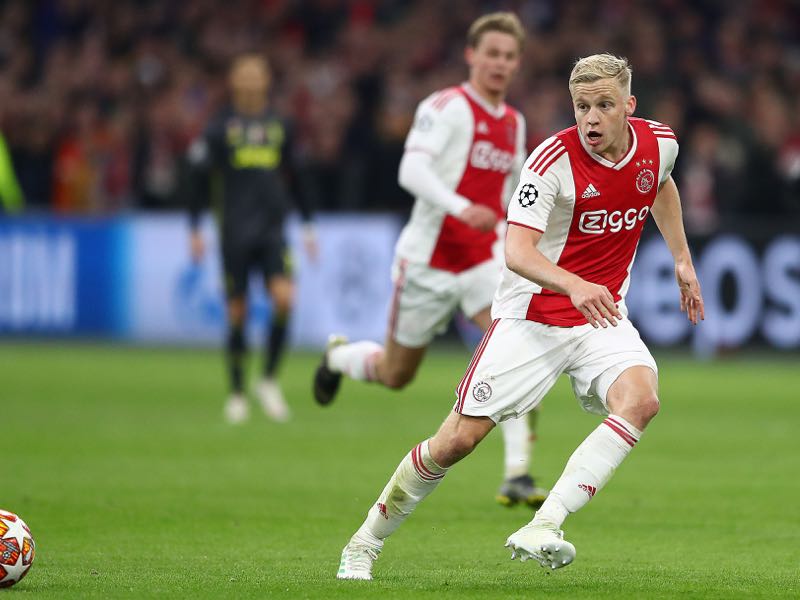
top-left (466, 31), bottom-right (521, 101)
top-left (230, 59), bottom-right (270, 115)
top-left (571, 78), bottom-right (636, 160)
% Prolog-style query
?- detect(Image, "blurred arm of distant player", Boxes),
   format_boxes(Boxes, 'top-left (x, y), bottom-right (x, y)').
top-left (650, 175), bottom-right (705, 324)
top-left (398, 153), bottom-right (497, 232)
top-left (398, 102), bottom-right (497, 233)
top-left (185, 127), bottom-right (217, 263)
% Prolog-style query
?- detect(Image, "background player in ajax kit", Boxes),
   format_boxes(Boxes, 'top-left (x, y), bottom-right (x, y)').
top-left (313, 12), bottom-right (546, 508)
top-left (335, 53), bottom-right (705, 580)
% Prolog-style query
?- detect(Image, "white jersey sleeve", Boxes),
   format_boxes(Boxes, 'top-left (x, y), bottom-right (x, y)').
top-left (398, 93), bottom-right (474, 216)
top-left (646, 119), bottom-right (679, 185)
top-left (405, 95), bottom-right (459, 157)
top-left (506, 136), bottom-right (563, 232)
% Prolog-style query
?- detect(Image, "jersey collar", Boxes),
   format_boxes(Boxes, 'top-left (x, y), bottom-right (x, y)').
top-left (578, 121), bottom-right (638, 170)
top-left (461, 82), bottom-right (507, 119)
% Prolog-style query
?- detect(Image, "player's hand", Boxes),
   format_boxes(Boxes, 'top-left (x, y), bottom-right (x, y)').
top-left (302, 225), bottom-right (319, 264)
top-left (568, 279), bottom-right (622, 329)
top-left (675, 261), bottom-right (704, 325)
top-left (457, 205), bottom-right (498, 233)
top-left (190, 231), bottom-right (205, 263)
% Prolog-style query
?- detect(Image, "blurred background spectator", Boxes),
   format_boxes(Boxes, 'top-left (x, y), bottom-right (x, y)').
top-left (0, 0), bottom-right (798, 229)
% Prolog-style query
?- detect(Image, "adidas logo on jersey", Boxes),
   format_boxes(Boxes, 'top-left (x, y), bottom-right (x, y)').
top-left (581, 183), bottom-right (601, 199)
top-left (477, 121), bottom-right (490, 134)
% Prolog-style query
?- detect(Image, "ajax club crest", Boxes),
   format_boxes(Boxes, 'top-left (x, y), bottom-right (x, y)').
top-left (472, 381), bottom-right (492, 403)
top-left (635, 160), bottom-right (655, 194)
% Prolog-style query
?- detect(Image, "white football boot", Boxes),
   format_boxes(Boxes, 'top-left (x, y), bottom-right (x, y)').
top-left (257, 378), bottom-right (291, 423)
top-left (224, 393), bottom-right (249, 424)
top-left (336, 538), bottom-right (381, 580)
top-left (505, 522), bottom-right (576, 570)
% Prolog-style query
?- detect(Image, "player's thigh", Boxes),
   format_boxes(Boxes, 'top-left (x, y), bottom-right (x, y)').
top-left (221, 240), bottom-right (250, 302)
top-left (388, 259), bottom-right (460, 348)
top-left (454, 319), bottom-right (571, 423)
top-left (566, 319), bottom-right (658, 416)
top-left (458, 259), bottom-right (502, 322)
top-left (261, 236), bottom-right (294, 313)
top-left (266, 274), bottom-right (294, 314)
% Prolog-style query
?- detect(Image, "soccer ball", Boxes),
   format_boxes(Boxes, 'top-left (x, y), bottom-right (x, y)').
top-left (0, 510), bottom-right (35, 588)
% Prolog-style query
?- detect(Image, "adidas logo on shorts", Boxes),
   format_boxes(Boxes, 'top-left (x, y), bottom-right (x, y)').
top-left (581, 183), bottom-right (601, 199)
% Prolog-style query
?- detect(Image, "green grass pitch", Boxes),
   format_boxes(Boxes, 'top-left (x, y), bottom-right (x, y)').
top-left (1, 343), bottom-right (798, 598)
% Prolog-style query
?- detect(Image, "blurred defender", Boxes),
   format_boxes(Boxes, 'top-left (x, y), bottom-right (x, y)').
top-left (336, 53), bottom-right (705, 580)
top-left (188, 55), bottom-right (316, 423)
top-left (313, 12), bottom-right (546, 507)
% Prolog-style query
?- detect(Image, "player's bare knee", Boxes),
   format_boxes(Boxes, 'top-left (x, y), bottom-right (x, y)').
top-left (638, 393), bottom-right (660, 423)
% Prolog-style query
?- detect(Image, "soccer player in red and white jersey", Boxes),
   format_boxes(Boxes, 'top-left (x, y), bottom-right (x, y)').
top-left (314, 13), bottom-right (546, 508)
top-left (335, 53), bottom-right (705, 580)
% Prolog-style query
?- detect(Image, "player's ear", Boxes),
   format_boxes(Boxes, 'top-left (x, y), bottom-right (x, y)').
top-left (625, 95), bottom-right (637, 117)
top-left (464, 46), bottom-right (475, 67)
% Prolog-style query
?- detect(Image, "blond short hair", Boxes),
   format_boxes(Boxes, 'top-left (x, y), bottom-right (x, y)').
top-left (467, 12), bottom-right (525, 52)
top-left (569, 53), bottom-right (632, 96)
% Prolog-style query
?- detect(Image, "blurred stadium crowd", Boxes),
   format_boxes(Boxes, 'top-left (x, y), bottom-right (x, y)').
top-left (0, 0), bottom-right (798, 232)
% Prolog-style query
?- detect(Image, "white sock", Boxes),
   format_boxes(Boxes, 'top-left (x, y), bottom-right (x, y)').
top-left (500, 415), bottom-right (531, 479)
top-left (354, 439), bottom-right (447, 547)
top-left (328, 341), bottom-right (384, 381)
top-left (533, 414), bottom-right (643, 528)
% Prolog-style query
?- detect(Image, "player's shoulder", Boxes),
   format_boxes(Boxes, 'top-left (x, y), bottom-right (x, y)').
top-left (633, 117), bottom-right (678, 142)
top-left (419, 86), bottom-right (468, 115)
top-left (525, 126), bottom-right (576, 177)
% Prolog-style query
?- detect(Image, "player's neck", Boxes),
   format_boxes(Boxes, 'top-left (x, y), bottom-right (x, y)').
top-left (467, 79), bottom-right (505, 108)
top-left (598, 123), bottom-right (632, 163)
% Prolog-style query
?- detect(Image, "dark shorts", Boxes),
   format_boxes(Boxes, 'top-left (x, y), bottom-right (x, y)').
top-left (222, 235), bottom-right (292, 298)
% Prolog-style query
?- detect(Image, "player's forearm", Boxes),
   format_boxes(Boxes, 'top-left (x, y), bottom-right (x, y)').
top-left (505, 228), bottom-right (582, 296)
top-left (651, 177), bottom-right (693, 264)
top-left (398, 151), bottom-right (471, 215)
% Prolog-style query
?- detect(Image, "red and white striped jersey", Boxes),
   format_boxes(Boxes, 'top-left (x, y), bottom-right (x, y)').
top-left (493, 117), bottom-right (679, 326)
top-left (395, 83), bottom-right (526, 273)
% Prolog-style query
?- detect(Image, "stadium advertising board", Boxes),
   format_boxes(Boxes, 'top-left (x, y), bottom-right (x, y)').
top-left (0, 215), bottom-right (797, 351)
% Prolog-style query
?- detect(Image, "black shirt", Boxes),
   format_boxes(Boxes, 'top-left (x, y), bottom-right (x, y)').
top-left (187, 107), bottom-right (312, 243)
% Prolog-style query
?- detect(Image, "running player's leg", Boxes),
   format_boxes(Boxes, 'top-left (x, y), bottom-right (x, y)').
top-left (339, 318), bottom-right (567, 579)
top-left (508, 322), bottom-right (658, 567)
top-left (339, 411), bottom-right (495, 580)
top-left (314, 260), bottom-right (456, 405)
top-left (463, 269), bottom-right (545, 508)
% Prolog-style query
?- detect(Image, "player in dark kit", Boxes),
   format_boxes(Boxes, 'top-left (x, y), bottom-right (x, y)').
top-left (187, 54), bottom-right (316, 424)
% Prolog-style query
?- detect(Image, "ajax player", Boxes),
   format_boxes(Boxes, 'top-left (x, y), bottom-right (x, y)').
top-left (313, 12), bottom-right (546, 508)
top-left (335, 53), bottom-right (705, 580)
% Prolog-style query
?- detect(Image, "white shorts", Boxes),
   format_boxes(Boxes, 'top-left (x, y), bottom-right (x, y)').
top-left (388, 258), bottom-right (501, 348)
top-left (454, 317), bottom-right (658, 421)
